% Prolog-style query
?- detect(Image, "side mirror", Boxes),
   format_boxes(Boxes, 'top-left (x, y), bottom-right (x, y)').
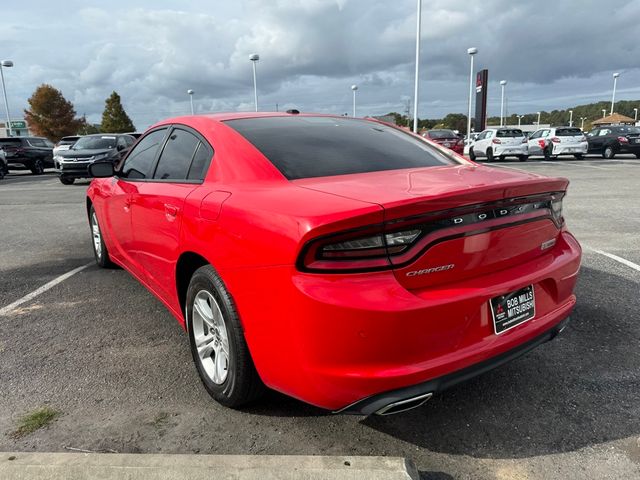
top-left (89, 161), bottom-right (115, 178)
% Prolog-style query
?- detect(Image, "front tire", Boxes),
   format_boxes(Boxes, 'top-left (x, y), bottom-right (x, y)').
top-left (30, 159), bottom-right (44, 175)
top-left (603, 146), bottom-right (615, 159)
top-left (89, 206), bottom-right (115, 268)
top-left (468, 147), bottom-right (476, 161)
top-left (59, 175), bottom-right (75, 185)
top-left (186, 265), bottom-right (264, 408)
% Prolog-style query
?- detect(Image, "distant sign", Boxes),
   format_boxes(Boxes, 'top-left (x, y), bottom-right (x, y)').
top-left (10, 121), bottom-right (26, 129)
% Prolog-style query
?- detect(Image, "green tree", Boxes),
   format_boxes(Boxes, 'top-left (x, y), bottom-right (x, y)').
top-left (23, 84), bottom-right (84, 141)
top-left (441, 113), bottom-right (467, 132)
top-left (100, 91), bottom-right (135, 133)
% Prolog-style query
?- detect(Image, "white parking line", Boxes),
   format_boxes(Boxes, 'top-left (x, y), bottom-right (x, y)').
top-left (538, 161), bottom-right (610, 170)
top-left (589, 248), bottom-right (640, 273)
top-left (0, 263), bottom-right (92, 316)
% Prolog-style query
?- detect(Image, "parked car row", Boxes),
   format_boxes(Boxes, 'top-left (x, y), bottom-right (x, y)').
top-left (0, 132), bottom-right (141, 182)
top-left (468, 125), bottom-right (640, 161)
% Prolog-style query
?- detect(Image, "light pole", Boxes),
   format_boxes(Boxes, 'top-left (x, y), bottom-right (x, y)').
top-left (602, 109), bottom-right (607, 118)
top-left (580, 117), bottom-right (587, 130)
top-left (0, 60), bottom-right (13, 137)
top-left (536, 111), bottom-right (541, 127)
top-left (634, 108), bottom-right (638, 123)
top-left (569, 110), bottom-right (573, 127)
top-left (412, 0), bottom-right (422, 133)
top-left (466, 47), bottom-right (477, 146)
top-left (500, 80), bottom-right (507, 127)
top-left (249, 53), bottom-right (260, 112)
top-left (517, 115), bottom-right (524, 127)
top-left (351, 84), bottom-right (358, 117)
top-left (187, 89), bottom-right (194, 115)
top-left (610, 72), bottom-right (620, 115)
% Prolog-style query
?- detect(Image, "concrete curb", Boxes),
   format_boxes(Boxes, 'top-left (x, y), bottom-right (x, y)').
top-left (0, 452), bottom-right (419, 479)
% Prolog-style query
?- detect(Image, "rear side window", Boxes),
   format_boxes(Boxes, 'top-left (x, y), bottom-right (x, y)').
top-left (188, 142), bottom-right (213, 180)
top-left (121, 128), bottom-right (167, 179)
top-left (555, 128), bottom-right (582, 136)
top-left (153, 129), bottom-right (200, 180)
top-left (496, 129), bottom-right (524, 138)
top-left (0, 139), bottom-right (22, 147)
top-left (225, 117), bottom-right (456, 180)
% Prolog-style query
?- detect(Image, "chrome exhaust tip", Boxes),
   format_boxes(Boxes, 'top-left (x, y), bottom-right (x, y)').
top-left (374, 392), bottom-right (433, 416)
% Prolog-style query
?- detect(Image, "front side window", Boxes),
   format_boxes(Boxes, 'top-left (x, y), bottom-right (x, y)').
top-left (120, 129), bottom-right (167, 179)
top-left (225, 117), bottom-right (456, 180)
top-left (153, 129), bottom-right (200, 180)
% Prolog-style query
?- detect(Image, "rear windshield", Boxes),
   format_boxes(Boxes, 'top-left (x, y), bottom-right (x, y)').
top-left (225, 116), bottom-right (456, 180)
top-left (72, 136), bottom-right (116, 150)
top-left (428, 130), bottom-right (457, 139)
top-left (555, 128), bottom-right (583, 136)
top-left (613, 126), bottom-right (640, 134)
top-left (496, 129), bottom-right (524, 138)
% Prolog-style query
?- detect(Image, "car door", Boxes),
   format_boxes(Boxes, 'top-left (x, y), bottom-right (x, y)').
top-left (527, 130), bottom-right (543, 155)
top-left (473, 131), bottom-right (487, 156)
top-left (590, 128), bottom-right (610, 152)
top-left (131, 126), bottom-right (213, 299)
top-left (102, 128), bottom-right (169, 273)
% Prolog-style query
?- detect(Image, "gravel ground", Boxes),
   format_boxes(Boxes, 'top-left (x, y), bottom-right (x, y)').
top-left (0, 158), bottom-right (638, 479)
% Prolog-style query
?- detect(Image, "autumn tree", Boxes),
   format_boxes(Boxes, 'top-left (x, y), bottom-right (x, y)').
top-left (100, 91), bottom-right (135, 133)
top-left (23, 84), bottom-right (84, 141)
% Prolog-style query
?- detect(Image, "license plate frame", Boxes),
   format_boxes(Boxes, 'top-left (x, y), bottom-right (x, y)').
top-left (490, 285), bottom-right (535, 335)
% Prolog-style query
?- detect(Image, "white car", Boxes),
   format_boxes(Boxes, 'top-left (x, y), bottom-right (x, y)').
top-left (527, 127), bottom-right (588, 159)
top-left (469, 128), bottom-right (528, 162)
top-left (53, 135), bottom-right (81, 157)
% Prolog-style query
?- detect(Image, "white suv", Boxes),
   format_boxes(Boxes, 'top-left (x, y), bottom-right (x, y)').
top-left (469, 128), bottom-right (528, 162)
top-left (526, 127), bottom-right (588, 159)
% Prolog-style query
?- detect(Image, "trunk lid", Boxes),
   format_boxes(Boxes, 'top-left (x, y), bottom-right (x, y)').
top-left (296, 164), bottom-right (567, 289)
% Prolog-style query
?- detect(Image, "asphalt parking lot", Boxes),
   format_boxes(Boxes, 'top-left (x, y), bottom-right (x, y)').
top-left (1, 157), bottom-right (639, 479)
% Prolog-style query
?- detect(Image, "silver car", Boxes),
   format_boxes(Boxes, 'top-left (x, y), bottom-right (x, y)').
top-left (527, 127), bottom-right (588, 159)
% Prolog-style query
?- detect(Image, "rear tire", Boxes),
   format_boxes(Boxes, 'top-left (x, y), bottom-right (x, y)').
top-left (519, 155), bottom-right (528, 162)
top-left (89, 206), bottom-right (116, 268)
top-left (30, 159), bottom-right (44, 175)
top-left (498, 155), bottom-right (505, 162)
top-left (544, 145), bottom-right (555, 160)
top-left (486, 148), bottom-right (494, 162)
top-left (468, 147), bottom-right (476, 161)
top-left (59, 175), bottom-right (75, 185)
top-left (186, 265), bottom-right (265, 408)
top-left (635, 154), bottom-right (640, 159)
top-left (603, 146), bottom-right (615, 159)
top-left (574, 154), bottom-right (584, 159)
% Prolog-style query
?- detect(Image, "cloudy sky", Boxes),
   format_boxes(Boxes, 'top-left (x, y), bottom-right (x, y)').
top-left (2, 0), bottom-right (640, 130)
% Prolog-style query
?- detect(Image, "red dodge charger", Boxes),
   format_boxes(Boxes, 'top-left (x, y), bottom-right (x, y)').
top-left (87, 113), bottom-right (581, 415)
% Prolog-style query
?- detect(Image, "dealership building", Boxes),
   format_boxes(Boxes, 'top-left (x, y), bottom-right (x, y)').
top-left (0, 120), bottom-right (30, 137)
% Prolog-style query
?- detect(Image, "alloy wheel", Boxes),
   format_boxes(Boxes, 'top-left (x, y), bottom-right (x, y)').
top-left (91, 212), bottom-right (102, 259)
top-left (192, 290), bottom-right (230, 385)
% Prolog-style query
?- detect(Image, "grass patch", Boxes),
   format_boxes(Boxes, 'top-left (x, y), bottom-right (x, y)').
top-left (11, 406), bottom-right (60, 438)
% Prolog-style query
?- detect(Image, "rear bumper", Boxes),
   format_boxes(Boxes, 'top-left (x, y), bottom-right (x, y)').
top-left (338, 314), bottom-right (571, 415)
top-left (552, 143), bottom-right (588, 155)
top-left (493, 145), bottom-right (528, 157)
top-left (618, 144), bottom-right (640, 154)
top-left (223, 231), bottom-right (582, 411)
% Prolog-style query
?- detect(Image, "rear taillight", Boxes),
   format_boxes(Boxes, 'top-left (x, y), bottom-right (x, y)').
top-left (618, 136), bottom-right (629, 143)
top-left (298, 193), bottom-right (565, 272)
top-left (492, 138), bottom-right (501, 144)
top-left (551, 137), bottom-right (561, 143)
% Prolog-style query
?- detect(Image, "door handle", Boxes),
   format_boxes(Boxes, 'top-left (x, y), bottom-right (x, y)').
top-left (164, 204), bottom-right (179, 219)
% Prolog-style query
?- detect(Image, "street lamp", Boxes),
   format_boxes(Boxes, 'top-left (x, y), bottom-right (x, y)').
top-left (187, 89), bottom-right (194, 115)
top-left (499, 80), bottom-right (507, 127)
top-left (0, 60), bottom-right (14, 137)
top-left (602, 109), bottom-right (607, 118)
top-left (569, 110), bottom-right (573, 127)
top-left (249, 53), bottom-right (260, 112)
top-left (634, 108), bottom-right (638, 123)
top-left (610, 72), bottom-right (620, 115)
top-left (580, 117), bottom-right (587, 130)
top-left (412, 0), bottom-right (423, 133)
top-left (536, 111), bottom-right (541, 126)
top-left (517, 115), bottom-right (524, 127)
top-left (351, 84), bottom-right (358, 117)
top-left (466, 47), bottom-right (478, 147)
